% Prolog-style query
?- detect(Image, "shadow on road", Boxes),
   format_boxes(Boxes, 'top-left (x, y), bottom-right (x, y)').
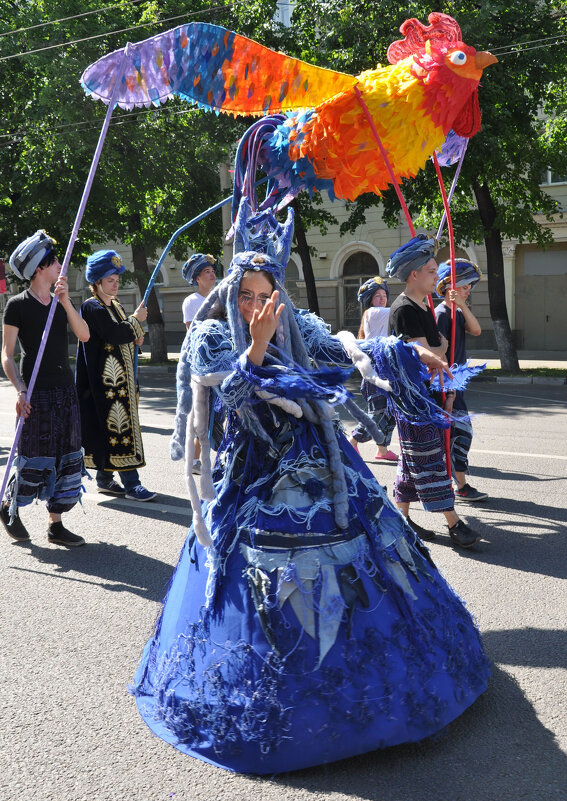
top-left (264, 632), bottom-right (567, 800)
top-left (8, 539), bottom-right (179, 603)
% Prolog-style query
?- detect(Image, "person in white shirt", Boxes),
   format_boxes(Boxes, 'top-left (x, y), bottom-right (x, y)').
top-left (347, 276), bottom-right (398, 462)
top-left (181, 254), bottom-right (218, 473)
top-left (182, 253), bottom-right (218, 330)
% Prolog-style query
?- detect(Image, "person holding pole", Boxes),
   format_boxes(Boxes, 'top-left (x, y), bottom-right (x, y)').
top-left (1, 231), bottom-right (89, 546)
top-left (386, 235), bottom-right (482, 549)
top-left (435, 259), bottom-right (488, 502)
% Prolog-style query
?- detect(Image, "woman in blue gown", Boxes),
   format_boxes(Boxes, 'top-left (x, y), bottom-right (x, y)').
top-left (131, 201), bottom-right (489, 774)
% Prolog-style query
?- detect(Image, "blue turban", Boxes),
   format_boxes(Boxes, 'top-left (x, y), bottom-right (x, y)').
top-left (386, 235), bottom-right (436, 282)
top-left (357, 276), bottom-right (390, 308)
top-left (85, 250), bottom-right (125, 284)
top-left (435, 259), bottom-right (482, 297)
top-left (182, 253), bottom-right (217, 286)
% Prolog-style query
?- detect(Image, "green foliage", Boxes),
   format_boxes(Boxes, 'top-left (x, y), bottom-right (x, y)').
top-left (0, 0), bottom-right (244, 265)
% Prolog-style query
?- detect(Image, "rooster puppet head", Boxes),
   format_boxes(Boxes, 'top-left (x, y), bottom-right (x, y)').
top-left (387, 12), bottom-right (498, 138)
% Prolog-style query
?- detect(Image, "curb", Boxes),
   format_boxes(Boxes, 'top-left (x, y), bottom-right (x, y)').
top-left (496, 376), bottom-right (566, 385)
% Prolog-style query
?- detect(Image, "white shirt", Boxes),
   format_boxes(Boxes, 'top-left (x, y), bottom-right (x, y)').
top-left (363, 306), bottom-right (390, 339)
top-left (182, 292), bottom-right (206, 324)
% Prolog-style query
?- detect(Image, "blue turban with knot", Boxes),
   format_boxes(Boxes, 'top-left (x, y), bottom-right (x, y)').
top-left (182, 253), bottom-right (218, 286)
top-left (85, 250), bottom-right (125, 284)
top-left (435, 258), bottom-right (482, 297)
top-left (357, 275), bottom-right (390, 308)
top-left (386, 235), bottom-right (436, 282)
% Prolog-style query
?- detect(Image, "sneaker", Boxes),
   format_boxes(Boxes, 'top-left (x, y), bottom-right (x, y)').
top-left (455, 483), bottom-right (488, 502)
top-left (192, 460), bottom-right (202, 475)
top-left (47, 522), bottom-right (85, 547)
top-left (97, 480), bottom-right (126, 496)
top-left (406, 517), bottom-right (436, 542)
top-left (1, 502), bottom-right (30, 542)
top-left (375, 450), bottom-right (398, 462)
top-left (124, 484), bottom-right (157, 502)
top-left (448, 519), bottom-right (482, 549)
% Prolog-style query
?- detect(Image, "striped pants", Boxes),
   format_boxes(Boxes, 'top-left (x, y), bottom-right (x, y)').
top-left (393, 416), bottom-right (454, 512)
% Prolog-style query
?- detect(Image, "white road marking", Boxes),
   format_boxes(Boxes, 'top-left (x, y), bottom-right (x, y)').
top-left (470, 448), bottom-right (567, 461)
top-left (471, 387), bottom-right (567, 405)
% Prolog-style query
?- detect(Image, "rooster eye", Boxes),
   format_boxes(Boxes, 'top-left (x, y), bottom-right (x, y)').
top-left (449, 50), bottom-right (467, 65)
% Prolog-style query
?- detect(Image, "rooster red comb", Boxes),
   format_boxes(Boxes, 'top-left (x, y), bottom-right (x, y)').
top-left (387, 12), bottom-right (463, 64)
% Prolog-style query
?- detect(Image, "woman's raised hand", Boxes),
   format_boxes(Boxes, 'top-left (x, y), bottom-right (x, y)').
top-left (248, 290), bottom-right (285, 365)
top-left (250, 290), bottom-right (285, 345)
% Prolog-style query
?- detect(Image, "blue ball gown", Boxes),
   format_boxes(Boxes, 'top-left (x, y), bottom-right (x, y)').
top-left (131, 313), bottom-right (489, 774)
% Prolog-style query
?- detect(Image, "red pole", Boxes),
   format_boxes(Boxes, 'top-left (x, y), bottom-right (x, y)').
top-left (432, 152), bottom-right (457, 480)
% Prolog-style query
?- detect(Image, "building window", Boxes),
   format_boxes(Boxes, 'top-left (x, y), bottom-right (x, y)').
top-left (541, 169), bottom-right (567, 185)
top-left (342, 251), bottom-right (380, 330)
top-left (284, 260), bottom-right (300, 304)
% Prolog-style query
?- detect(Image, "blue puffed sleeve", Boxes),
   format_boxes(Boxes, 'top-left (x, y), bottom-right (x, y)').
top-left (293, 309), bottom-right (352, 366)
top-left (189, 319), bottom-right (256, 410)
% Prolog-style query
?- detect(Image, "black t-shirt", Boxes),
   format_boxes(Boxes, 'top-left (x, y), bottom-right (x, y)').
top-left (389, 294), bottom-right (441, 348)
top-left (435, 302), bottom-right (466, 365)
top-left (3, 290), bottom-right (74, 389)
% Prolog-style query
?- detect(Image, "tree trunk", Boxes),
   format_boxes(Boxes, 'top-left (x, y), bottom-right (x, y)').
top-left (292, 199), bottom-right (320, 315)
top-left (472, 179), bottom-right (520, 373)
top-left (128, 213), bottom-right (168, 363)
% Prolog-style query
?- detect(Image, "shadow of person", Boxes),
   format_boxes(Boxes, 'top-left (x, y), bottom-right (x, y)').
top-left (9, 539), bottom-right (178, 603)
top-left (265, 656), bottom-right (566, 801)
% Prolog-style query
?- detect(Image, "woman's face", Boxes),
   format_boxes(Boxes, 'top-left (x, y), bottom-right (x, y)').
top-left (372, 288), bottom-right (388, 307)
top-left (237, 271), bottom-right (273, 325)
top-left (98, 273), bottom-right (120, 298)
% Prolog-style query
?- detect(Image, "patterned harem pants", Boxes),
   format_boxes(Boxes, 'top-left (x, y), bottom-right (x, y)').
top-left (393, 415), bottom-right (455, 512)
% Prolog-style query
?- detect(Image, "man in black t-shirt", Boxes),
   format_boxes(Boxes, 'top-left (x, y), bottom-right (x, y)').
top-left (386, 235), bottom-right (482, 549)
top-left (1, 231), bottom-right (90, 546)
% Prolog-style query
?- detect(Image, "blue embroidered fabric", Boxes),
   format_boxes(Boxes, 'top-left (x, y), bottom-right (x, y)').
top-left (132, 316), bottom-right (490, 775)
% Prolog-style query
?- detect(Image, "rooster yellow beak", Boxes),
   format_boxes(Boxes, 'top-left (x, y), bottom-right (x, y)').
top-left (475, 51), bottom-right (498, 69)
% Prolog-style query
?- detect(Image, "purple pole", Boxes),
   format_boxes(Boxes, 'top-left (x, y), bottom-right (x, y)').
top-left (435, 139), bottom-right (468, 242)
top-left (0, 44), bottom-right (132, 503)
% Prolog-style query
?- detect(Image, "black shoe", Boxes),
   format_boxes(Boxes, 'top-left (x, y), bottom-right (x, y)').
top-left (448, 519), bottom-right (482, 549)
top-left (47, 522), bottom-right (85, 547)
top-left (1, 502), bottom-right (30, 542)
top-left (406, 517), bottom-right (436, 541)
top-left (97, 480), bottom-right (126, 496)
top-left (455, 483), bottom-right (489, 503)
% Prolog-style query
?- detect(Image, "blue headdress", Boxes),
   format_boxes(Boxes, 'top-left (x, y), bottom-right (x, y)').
top-left (357, 276), bottom-right (390, 308)
top-left (182, 253), bottom-right (218, 285)
top-left (9, 230), bottom-right (57, 281)
top-left (386, 235), bottom-right (436, 282)
top-left (435, 259), bottom-right (482, 297)
top-left (85, 250), bottom-right (125, 283)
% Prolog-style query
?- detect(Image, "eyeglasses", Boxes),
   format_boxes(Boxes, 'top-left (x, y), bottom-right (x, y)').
top-left (237, 291), bottom-right (271, 307)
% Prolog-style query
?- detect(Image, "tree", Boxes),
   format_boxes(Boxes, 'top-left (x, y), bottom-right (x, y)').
top-left (0, 0), bottom-right (245, 360)
top-left (278, 0), bottom-right (567, 370)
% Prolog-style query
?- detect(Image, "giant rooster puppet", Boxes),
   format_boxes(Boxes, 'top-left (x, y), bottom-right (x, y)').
top-left (81, 13), bottom-right (497, 216)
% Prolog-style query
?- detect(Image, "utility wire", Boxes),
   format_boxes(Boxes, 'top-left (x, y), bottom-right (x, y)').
top-left (0, 0), bottom-right (145, 39)
top-left (488, 32), bottom-right (567, 52)
top-left (0, 4), bottom-right (229, 62)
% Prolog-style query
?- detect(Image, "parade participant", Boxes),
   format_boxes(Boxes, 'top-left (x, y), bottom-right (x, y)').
top-left (181, 253), bottom-right (217, 330)
top-left (1, 231), bottom-right (89, 546)
top-left (347, 276), bottom-right (397, 461)
top-left (435, 259), bottom-right (488, 502)
top-left (75, 250), bottom-right (156, 501)
top-left (387, 235), bottom-right (482, 548)
top-left (130, 200), bottom-right (489, 774)
top-left (180, 253), bottom-right (218, 474)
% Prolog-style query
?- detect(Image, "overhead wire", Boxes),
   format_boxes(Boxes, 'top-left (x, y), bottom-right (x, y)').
top-left (0, 0), bottom-right (145, 39)
top-left (0, 3), bottom-right (230, 62)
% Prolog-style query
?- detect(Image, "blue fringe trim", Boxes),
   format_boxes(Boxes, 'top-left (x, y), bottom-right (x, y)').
top-left (429, 361), bottom-right (487, 392)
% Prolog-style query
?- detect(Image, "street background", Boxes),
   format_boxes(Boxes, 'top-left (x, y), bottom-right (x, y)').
top-left (1, 368), bottom-right (566, 801)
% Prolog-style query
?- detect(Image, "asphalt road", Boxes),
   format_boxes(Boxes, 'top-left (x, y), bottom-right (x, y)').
top-left (1, 370), bottom-right (566, 801)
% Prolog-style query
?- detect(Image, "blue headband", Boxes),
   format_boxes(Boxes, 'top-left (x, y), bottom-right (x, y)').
top-left (85, 250), bottom-right (125, 284)
top-left (386, 235), bottom-right (436, 281)
top-left (357, 276), bottom-right (390, 307)
top-left (182, 253), bottom-right (218, 286)
top-left (435, 259), bottom-right (482, 297)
